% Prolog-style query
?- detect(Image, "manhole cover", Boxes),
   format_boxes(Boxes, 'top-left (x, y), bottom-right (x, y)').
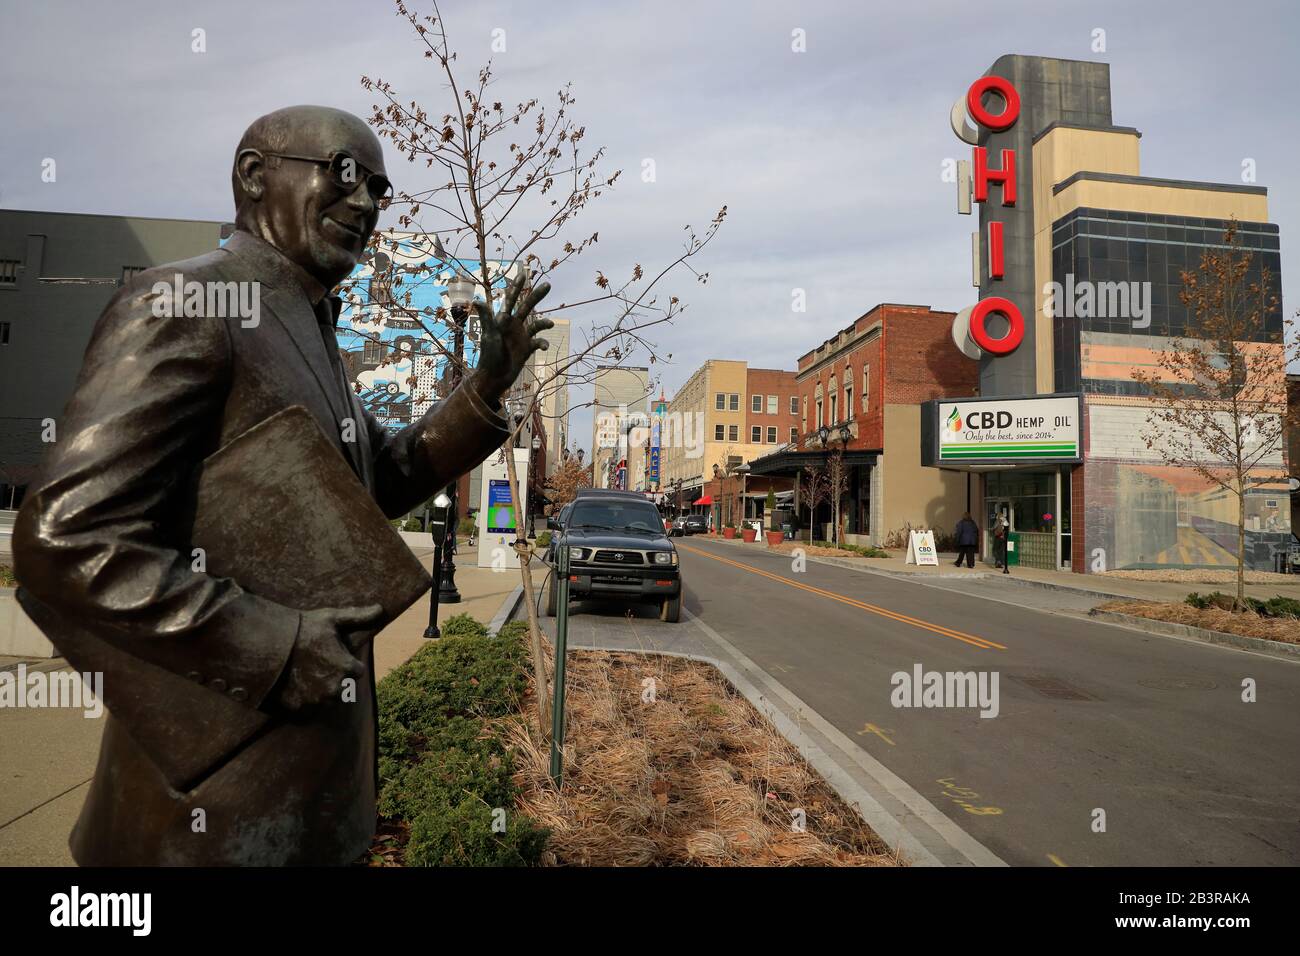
top-left (1139, 676), bottom-right (1219, 691)
top-left (1008, 674), bottom-right (1096, 700)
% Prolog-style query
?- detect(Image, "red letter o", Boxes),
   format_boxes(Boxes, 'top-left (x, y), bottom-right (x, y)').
top-left (967, 76), bottom-right (1020, 131)
top-left (969, 297), bottom-right (1024, 355)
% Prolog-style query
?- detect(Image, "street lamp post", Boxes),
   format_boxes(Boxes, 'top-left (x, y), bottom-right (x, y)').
top-left (423, 491), bottom-right (453, 639)
top-left (504, 389), bottom-right (531, 550)
top-left (735, 462), bottom-right (750, 532)
top-left (438, 273), bottom-right (476, 606)
top-left (528, 434), bottom-right (541, 538)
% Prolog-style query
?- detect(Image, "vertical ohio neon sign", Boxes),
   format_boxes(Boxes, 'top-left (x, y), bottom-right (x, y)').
top-left (953, 75), bottom-right (1024, 357)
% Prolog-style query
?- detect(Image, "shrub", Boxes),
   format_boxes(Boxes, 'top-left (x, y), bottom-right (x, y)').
top-left (883, 522), bottom-right (954, 551)
top-left (438, 613), bottom-right (490, 639)
top-left (375, 617), bottom-right (548, 866)
top-left (932, 529), bottom-right (957, 552)
top-left (403, 517), bottom-right (424, 532)
top-left (1184, 592), bottom-right (1300, 619)
top-left (1185, 591), bottom-right (1235, 612)
top-left (1263, 596), bottom-right (1300, 619)
top-left (0, 565), bottom-right (15, 588)
top-left (458, 517), bottom-right (476, 536)
top-left (536, 530), bottom-right (551, 549)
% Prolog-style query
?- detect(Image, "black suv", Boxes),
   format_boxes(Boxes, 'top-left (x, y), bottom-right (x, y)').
top-left (545, 489), bottom-right (682, 622)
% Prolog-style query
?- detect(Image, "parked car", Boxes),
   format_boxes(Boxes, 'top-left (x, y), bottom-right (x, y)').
top-left (545, 489), bottom-right (682, 622)
top-left (679, 513), bottom-right (708, 536)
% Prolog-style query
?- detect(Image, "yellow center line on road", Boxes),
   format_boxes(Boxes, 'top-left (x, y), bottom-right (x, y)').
top-left (678, 543), bottom-right (1007, 651)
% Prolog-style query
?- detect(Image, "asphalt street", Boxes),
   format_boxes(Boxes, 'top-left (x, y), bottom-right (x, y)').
top-left (532, 536), bottom-right (1300, 867)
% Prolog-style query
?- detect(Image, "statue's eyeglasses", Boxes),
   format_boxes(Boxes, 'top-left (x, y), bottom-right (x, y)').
top-left (266, 151), bottom-right (394, 209)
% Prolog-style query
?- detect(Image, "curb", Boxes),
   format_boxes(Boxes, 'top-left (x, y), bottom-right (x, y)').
top-left (796, 552), bottom-right (1131, 601)
top-left (722, 538), bottom-right (1184, 604)
top-left (1087, 608), bottom-right (1300, 661)
top-left (488, 583), bottom-right (526, 636)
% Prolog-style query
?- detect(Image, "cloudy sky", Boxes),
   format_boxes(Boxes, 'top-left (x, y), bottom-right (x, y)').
top-left (2, 0), bottom-right (1295, 452)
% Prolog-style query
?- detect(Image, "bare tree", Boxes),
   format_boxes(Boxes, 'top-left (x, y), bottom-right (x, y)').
top-left (826, 444), bottom-right (850, 546)
top-left (354, 1), bottom-right (726, 733)
top-left (799, 464), bottom-right (830, 541)
top-left (545, 452), bottom-right (591, 513)
top-left (1132, 220), bottom-right (1297, 608)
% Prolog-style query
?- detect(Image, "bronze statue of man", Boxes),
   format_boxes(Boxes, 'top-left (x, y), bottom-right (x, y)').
top-left (12, 105), bottom-right (550, 865)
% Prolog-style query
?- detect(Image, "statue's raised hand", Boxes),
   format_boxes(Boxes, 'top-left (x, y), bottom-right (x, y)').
top-left (467, 271), bottom-right (553, 403)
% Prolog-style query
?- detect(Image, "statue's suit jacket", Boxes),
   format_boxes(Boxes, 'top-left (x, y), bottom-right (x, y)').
top-left (12, 231), bottom-right (508, 865)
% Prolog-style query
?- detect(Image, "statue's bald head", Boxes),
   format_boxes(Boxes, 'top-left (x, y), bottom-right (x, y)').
top-left (231, 105), bottom-right (384, 211)
top-left (230, 105), bottom-right (388, 288)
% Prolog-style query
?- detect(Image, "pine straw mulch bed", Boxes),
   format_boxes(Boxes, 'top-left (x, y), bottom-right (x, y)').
top-left (508, 646), bottom-right (902, 867)
top-left (1098, 600), bottom-right (1300, 644)
top-left (762, 542), bottom-right (888, 560)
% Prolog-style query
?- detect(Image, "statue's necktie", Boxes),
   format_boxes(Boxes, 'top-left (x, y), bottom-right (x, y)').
top-left (313, 298), bottom-right (351, 411)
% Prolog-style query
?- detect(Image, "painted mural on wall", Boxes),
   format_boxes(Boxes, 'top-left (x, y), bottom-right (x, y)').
top-left (1086, 403), bottom-right (1291, 571)
top-left (334, 232), bottom-right (518, 432)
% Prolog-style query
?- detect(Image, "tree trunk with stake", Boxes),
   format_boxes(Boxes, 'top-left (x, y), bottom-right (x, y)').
top-left (501, 439), bottom-right (550, 728)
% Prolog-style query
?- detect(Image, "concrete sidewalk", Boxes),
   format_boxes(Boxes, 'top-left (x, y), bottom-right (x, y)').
top-left (696, 532), bottom-right (1300, 604)
top-left (0, 552), bottom-right (530, 867)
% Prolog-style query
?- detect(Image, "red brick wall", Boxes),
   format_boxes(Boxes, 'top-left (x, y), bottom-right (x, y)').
top-left (880, 305), bottom-right (976, 405)
top-left (745, 368), bottom-right (800, 449)
top-left (796, 326), bottom-right (882, 451)
top-left (794, 304), bottom-right (973, 453)
top-left (1070, 463), bottom-right (1085, 573)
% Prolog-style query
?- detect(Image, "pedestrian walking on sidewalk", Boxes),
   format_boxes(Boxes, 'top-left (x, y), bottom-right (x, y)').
top-left (993, 509), bottom-right (1010, 573)
top-left (954, 513), bottom-right (979, 568)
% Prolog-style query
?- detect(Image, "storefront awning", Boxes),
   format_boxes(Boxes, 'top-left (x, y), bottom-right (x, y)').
top-left (748, 448), bottom-right (879, 477)
top-left (694, 495), bottom-right (713, 506)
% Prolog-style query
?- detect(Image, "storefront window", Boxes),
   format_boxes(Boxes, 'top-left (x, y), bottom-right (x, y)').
top-left (985, 469), bottom-right (1060, 554)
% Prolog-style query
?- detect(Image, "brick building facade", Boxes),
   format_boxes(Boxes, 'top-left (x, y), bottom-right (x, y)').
top-left (749, 303), bottom-right (977, 546)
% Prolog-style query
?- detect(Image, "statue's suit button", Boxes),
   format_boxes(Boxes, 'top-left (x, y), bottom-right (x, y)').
top-left (209, 678), bottom-right (227, 692)
top-left (229, 687), bottom-right (248, 701)
top-left (187, 671), bottom-right (203, 683)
